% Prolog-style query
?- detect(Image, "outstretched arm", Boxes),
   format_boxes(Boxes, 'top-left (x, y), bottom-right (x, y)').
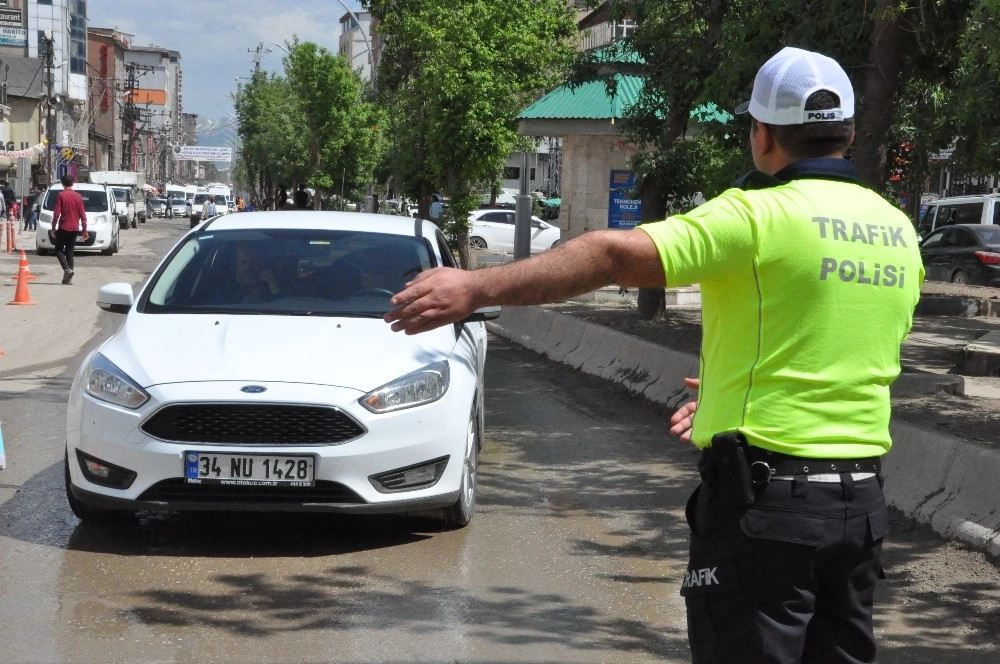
top-left (385, 228), bottom-right (665, 335)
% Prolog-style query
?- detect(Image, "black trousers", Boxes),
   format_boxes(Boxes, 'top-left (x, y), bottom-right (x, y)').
top-left (681, 464), bottom-right (887, 664)
top-left (53, 229), bottom-right (79, 271)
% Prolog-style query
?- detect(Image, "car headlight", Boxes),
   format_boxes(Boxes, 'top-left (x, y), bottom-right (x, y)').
top-left (359, 360), bottom-right (450, 413)
top-left (92, 215), bottom-right (108, 225)
top-left (85, 353), bottom-right (150, 409)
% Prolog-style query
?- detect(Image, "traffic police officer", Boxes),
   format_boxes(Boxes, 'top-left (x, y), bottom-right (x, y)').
top-left (383, 47), bottom-right (923, 664)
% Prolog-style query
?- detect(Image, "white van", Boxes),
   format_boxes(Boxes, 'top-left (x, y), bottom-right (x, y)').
top-left (918, 193), bottom-right (1000, 238)
top-left (35, 183), bottom-right (121, 256)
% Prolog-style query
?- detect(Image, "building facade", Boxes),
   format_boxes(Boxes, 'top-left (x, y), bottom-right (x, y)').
top-left (29, 0), bottom-right (89, 183)
top-left (337, 10), bottom-right (374, 83)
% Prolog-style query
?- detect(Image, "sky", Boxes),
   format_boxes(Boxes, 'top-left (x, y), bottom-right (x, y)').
top-left (87, 0), bottom-right (365, 126)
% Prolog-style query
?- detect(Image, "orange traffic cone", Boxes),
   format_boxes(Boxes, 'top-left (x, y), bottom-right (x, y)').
top-left (11, 250), bottom-right (36, 281)
top-left (7, 259), bottom-right (36, 305)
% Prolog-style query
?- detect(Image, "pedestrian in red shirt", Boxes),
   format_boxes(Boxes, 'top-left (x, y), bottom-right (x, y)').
top-left (50, 175), bottom-right (89, 285)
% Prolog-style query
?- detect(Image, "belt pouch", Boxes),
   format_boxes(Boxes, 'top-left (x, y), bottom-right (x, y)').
top-left (710, 432), bottom-right (755, 507)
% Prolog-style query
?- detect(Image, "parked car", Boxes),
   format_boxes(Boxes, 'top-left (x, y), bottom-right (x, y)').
top-left (147, 197), bottom-right (168, 217)
top-left (169, 198), bottom-right (188, 218)
top-left (919, 224), bottom-right (1000, 286)
top-left (918, 193), bottom-right (1000, 239)
top-left (467, 209), bottom-right (561, 254)
top-left (65, 211), bottom-right (499, 528)
top-left (35, 183), bottom-right (120, 256)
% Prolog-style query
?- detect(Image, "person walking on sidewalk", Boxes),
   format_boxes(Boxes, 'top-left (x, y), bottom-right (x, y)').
top-left (50, 175), bottom-right (88, 285)
top-left (384, 47), bottom-right (924, 663)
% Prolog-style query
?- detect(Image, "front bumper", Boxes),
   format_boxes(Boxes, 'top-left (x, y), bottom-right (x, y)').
top-left (36, 226), bottom-right (114, 252)
top-left (66, 380), bottom-right (473, 514)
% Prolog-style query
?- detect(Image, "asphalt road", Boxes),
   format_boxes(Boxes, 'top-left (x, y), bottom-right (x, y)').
top-left (0, 217), bottom-right (998, 662)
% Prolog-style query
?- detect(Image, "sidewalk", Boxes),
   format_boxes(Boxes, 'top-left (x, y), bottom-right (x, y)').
top-left (486, 290), bottom-right (1000, 558)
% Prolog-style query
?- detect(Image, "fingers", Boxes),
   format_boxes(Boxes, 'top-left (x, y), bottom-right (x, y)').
top-left (669, 399), bottom-right (698, 442)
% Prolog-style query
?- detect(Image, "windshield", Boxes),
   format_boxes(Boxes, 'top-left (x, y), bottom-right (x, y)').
top-left (142, 228), bottom-right (435, 317)
top-left (171, 198), bottom-right (186, 206)
top-left (42, 188), bottom-right (111, 213)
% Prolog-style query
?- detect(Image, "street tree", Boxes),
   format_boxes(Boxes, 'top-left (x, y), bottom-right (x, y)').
top-left (367, 0), bottom-right (577, 268)
top-left (232, 69), bottom-right (304, 205)
top-left (284, 38), bottom-right (382, 209)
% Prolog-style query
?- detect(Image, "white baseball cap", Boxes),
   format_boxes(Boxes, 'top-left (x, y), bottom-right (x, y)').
top-left (735, 47), bottom-right (854, 125)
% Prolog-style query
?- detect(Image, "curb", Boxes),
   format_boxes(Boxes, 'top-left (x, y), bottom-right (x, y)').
top-left (488, 305), bottom-right (1000, 558)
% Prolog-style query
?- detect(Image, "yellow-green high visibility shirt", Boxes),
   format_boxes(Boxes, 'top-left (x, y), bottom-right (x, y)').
top-left (640, 164), bottom-right (924, 458)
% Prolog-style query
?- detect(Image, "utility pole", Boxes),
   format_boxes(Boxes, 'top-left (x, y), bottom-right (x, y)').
top-left (249, 42), bottom-right (271, 71)
top-left (120, 62), bottom-right (153, 171)
top-left (43, 32), bottom-right (55, 183)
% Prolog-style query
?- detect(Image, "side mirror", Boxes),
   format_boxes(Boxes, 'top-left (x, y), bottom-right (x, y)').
top-left (96, 282), bottom-right (135, 314)
top-left (462, 305), bottom-right (501, 322)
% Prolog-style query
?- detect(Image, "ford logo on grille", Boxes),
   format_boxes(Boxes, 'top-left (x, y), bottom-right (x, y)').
top-left (240, 385), bottom-right (267, 394)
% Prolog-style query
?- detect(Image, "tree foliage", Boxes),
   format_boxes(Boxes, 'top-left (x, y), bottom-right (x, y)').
top-left (232, 39), bottom-right (382, 208)
top-left (595, 0), bottom-right (991, 223)
top-left (367, 0), bottom-right (578, 267)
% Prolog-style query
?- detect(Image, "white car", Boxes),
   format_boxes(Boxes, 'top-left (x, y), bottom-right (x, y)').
top-left (169, 198), bottom-right (188, 218)
top-left (35, 183), bottom-right (120, 256)
top-left (468, 209), bottom-right (560, 254)
top-left (65, 211), bottom-right (498, 529)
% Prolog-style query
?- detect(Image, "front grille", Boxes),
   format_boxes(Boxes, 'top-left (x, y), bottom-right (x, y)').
top-left (139, 479), bottom-right (365, 505)
top-left (141, 404), bottom-right (366, 445)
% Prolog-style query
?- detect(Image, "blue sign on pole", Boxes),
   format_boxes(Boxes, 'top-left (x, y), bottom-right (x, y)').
top-left (608, 169), bottom-right (641, 229)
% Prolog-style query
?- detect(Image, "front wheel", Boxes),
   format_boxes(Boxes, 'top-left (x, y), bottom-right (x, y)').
top-left (443, 402), bottom-right (480, 529)
top-left (469, 236), bottom-right (488, 250)
top-left (36, 247), bottom-right (49, 256)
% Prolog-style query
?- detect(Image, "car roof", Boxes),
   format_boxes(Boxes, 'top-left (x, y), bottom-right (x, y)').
top-left (199, 210), bottom-right (443, 239)
top-left (928, 194), bottom-right (1000, 205)
top-left (47, 183), bottom-right (109, 192)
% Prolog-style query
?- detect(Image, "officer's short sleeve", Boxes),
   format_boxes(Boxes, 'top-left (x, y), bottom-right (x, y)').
top-left (638, 188), bottom-right (758, 287)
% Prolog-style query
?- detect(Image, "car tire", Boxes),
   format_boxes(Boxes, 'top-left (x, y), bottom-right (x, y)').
top-left (103, 232), bottom-right (120, 256)
top-left (951, 270), bottom-right (969, 285)
top-left (443, 402), bottom-right (479, 529)
top-left (36, 247), bottom-right (49, 257)
top-left (469, 236), bottom-right (488, 250)
top-left (64, 453), bottom-right (130, 524)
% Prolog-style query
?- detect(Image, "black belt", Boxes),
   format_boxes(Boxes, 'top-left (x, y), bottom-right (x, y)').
top-left (741, 446), bottom-right (881, 484)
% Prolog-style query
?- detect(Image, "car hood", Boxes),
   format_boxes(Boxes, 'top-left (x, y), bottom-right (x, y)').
top-left (101, 314), bottom-right (459, 392)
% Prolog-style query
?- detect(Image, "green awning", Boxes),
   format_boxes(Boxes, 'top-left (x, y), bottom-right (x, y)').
top-left (543, 198), bottom-right (561, 206)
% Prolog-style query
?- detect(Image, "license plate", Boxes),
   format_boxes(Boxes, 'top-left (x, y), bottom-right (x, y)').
top-left (184, 451), bottom-right (315, 486)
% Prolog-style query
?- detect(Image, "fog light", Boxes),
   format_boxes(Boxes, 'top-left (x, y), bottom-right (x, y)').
top-left (75, 450), bottom-right (137, 489)
top-left (84, 458), bottom-right (110, 478)
top-left (370, 456), bottom-right (449, 493)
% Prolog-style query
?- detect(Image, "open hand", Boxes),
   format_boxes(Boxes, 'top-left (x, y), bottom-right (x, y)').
top-left (384, 268), bottom-right (477, 334)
